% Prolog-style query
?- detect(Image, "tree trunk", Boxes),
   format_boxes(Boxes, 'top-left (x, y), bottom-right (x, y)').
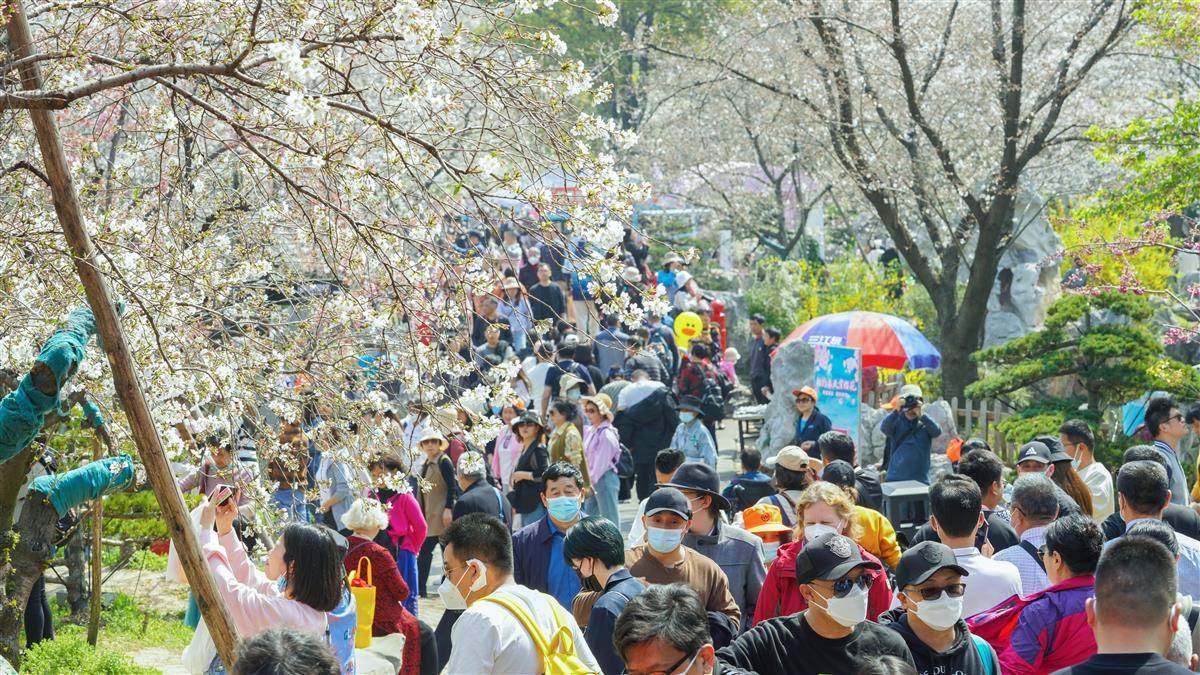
top-left (939, 338), bottom-right (978, 402)
top-left (65, 528), bottom-right (87, 617)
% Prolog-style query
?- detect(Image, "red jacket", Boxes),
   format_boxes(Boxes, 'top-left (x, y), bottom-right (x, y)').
top-left (753, 539), bottom-right (892, 626)
top-left (345, 536), bottom-right (421, 675)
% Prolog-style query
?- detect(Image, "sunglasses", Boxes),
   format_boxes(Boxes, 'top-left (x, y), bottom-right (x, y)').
top-left (907, 583), bottom-right (966, 601)
top-left (826, 574), bottom-right (874, 598)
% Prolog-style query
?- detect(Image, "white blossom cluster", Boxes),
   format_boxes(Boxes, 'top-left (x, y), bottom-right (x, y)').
top-left (0, 0), bottom-right (638, 522)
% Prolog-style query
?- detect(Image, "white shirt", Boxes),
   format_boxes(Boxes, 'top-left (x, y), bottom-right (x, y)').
top-left (1077, 461), bottom-right (1115, 523)
top-left (994, 526), bottom-right (1051, 594)
top-left (952, 546), bottom-right (1023, 618)
top-left (446, 582), bottom-right (600, 675)
top-left (525, 362), bottom-right (551, 408)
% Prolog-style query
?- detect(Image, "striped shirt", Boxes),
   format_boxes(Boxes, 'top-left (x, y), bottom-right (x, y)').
top-left (994, 526), bottom-right (1051, 595)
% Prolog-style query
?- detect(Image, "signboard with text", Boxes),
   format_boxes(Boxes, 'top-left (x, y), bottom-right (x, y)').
top-left (813, 345), bottom-right (861, 448)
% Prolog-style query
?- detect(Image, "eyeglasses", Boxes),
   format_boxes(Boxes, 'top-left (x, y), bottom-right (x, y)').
top-left (1169, 413), bottom-right (1185, 424)
top-left (795, 398), bottom-right (814, 404)
top-left (825, 574), bottom-right (874, 598)
top-left (626, 650), bottom-right (699, 675)
top-left (907, 583), bottom-right (966, 601)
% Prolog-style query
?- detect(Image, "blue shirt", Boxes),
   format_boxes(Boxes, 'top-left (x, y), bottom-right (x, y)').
top-left (1118, 517), bottom-right (1200, 599)
top-left (586, 568), bottom-right (646, 675)
top-left (881, 412), bottom-right (942, 484)
top-left (545, 517), bottom-right (580, 611)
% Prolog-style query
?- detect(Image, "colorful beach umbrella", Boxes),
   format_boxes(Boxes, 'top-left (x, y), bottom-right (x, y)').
top-left (781, 311), bottom-right (940, 370)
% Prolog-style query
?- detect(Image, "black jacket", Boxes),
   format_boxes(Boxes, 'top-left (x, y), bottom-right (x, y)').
top-left (1102, 504), bottom-right (1200, 541)
top-left (614, 386), bottom-right (678, 463)
top-left (453, 478), bottom-right (512, 530)
top-left (507, 442), bottom-right (549, 515)
top-left (854, 467), bottom-right (883, 511)
top-left (877, 609), bottom-right (996, 675)
top-left (716, 612), bottom-right (914, 675)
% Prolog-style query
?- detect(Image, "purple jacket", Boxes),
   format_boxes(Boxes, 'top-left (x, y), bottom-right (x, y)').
top-left (998, 575), bottom-right (1096, 674)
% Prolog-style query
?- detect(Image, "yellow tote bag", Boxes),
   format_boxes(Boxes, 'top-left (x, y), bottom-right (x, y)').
top-left (347, 555), bottom-right (375, 648)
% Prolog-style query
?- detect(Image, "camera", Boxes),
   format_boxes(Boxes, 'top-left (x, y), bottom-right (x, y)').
top-left (900, 394), bottom-right (921, 411)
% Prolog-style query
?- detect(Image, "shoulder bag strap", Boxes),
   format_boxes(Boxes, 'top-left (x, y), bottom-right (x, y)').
top-left (1019, 540), bottom-right (1046, 573)
top-left (482, 594), bottom-right (549, 657)
top-left (493, 487), bottom-right (508, 525)
top-left (971, 634), bottom-right (996, 675)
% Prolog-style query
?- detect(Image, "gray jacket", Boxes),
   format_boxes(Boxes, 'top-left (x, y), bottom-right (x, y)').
top-left (685, 519), bottom-right (765, 631)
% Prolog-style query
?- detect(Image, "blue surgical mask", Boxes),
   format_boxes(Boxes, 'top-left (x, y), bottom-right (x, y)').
top-left (646, 526), bottom-right (685, 554)
top-left (490, 404), bottom-right (502, 415)
top-left (680, 412), bottom-right (697, 423)
top-left (547, 495), bottom-right (581, 522)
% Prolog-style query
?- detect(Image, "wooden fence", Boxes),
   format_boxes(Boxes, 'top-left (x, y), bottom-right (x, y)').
top-left (865, 393), bottom-right (1018, 461)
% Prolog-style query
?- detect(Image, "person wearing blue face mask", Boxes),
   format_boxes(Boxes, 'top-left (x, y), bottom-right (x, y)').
top-left (512, 462), bottom-right (587, 610)
top-left (625, 488), bottom-right (741, 630)
top-left (671, 397), bottom-right (718, 468)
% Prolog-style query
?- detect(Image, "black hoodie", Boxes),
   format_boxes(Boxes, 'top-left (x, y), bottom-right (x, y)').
top-left (877, 608), bottom-right (996, 675)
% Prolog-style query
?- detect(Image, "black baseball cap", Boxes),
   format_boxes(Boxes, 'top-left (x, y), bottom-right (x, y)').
top-left (821, 460), bottom-right (856, 490)
top-left (658, 463), bottom-right (732, 512)
top-left (794, 532), bottom-right (881, 584)
top-left (645, 487), bottom-right (692, 520)
top-left (1016, 441), bottom-right (1051, 465)
top-left (895, 541), bottom-right (969, 589)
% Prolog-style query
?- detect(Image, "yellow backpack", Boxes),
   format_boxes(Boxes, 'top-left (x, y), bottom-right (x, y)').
top-left (481, 592), bottom-right (596, 675)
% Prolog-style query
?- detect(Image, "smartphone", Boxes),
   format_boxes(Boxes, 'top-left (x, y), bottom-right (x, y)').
top-left (974, 519), bottom-right (990, 550)
top-left (216, 488), bottom-right (233, 507)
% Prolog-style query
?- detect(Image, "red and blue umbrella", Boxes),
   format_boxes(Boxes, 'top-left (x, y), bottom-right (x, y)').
top-left (782, 311), bottom-right (940, 370)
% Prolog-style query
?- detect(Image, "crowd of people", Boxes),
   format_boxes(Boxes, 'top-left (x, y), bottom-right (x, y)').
top-left (126, 230), bottom-right (1200, 675)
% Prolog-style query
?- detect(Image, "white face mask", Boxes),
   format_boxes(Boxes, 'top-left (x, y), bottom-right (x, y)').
top-left (437, 558), bottom-right (487, 611)
top-left (804, 523), bottom-right (839, 542)
top-left (908, 590), bottom-right (964, 631)
top-left (761, 541), bottom-right (782, 563)
top-left (646, 526), bottom-right (686, 554)
top-left (812, 584), bottom-right (869, 628)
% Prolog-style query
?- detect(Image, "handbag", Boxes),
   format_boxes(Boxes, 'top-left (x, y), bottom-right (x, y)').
top-left (347, 554), bottom-right (376, 648)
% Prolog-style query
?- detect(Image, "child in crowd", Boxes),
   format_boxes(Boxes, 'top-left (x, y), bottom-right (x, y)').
top-left (670, 396), bottom-right (717, 468)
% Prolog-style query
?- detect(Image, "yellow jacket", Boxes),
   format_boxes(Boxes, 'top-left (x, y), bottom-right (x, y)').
top-left (854, 505), bottom-right (901, 569)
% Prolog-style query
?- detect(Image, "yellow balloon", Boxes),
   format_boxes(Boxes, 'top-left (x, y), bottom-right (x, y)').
top-left (674, 312), bottom-right (703, 350)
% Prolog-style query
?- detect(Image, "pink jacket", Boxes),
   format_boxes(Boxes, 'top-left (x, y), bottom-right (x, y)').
top-left (719, 360), bottom-right (738, 388)
top-left (199, 528), bottom-right (326, 638)
top-left (491, 427), bottom-right (523, 491)
top-left (377, 490), bottom-right (427, 556)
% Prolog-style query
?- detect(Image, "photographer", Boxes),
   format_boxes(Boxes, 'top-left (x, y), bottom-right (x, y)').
top-left (881, 385), bottom-right (942, 485)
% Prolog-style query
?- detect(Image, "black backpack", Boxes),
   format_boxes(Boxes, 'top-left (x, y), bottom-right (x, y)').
top-left (696, 364), bottom-right (726, 421)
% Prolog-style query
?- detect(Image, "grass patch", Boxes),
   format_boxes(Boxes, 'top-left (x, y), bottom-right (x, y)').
top-left (45, 590), bottom-right (193, 660)
top-left (22, 634), bottom-right (159, 674)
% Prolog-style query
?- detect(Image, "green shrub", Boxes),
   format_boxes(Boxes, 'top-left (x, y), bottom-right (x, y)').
top-left (103, 490), bottom-right (201, 540)
top-left (100, 548), bottom-right (167, 573)
top-left (21, 634), bottom-right (157, 674)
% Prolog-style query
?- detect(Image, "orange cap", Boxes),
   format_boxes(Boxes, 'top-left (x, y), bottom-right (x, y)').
top-left (791, 386), bottom-right (818, 401)
top-left (742, 504), bottom-right (793, 535)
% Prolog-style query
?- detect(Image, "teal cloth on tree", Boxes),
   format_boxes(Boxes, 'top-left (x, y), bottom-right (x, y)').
top-left (0, 306), bottom-right (97, 464)
top-left (29, 454), bottom-right (135, 517)
top-left (80, 399), bottom-right (104, 430)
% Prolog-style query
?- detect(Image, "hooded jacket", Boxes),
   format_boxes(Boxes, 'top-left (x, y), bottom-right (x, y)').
top-left (614, 385), bottom-right (679, 463)
top-left (753, 538), bottom-right (892, 626)
top-left (878, 609), bottom-right (996, 675)
top-left (685, 519), bottom-right (765, 631)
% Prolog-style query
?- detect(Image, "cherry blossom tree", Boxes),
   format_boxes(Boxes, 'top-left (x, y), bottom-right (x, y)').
top-left (0, 0), bottom-right (654, 662)
top-left (644, 1), bottom-right (1162, 397)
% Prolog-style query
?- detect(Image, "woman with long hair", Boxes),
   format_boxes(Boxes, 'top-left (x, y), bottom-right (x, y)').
top-left (188, 487), bottom-right (350, 673)
top-left (1037, 435), bottom-right (1095, 518)
top-left (754, 482), bottom-right (892, 626)
top-left (507, 411), bottom-right (550, 526)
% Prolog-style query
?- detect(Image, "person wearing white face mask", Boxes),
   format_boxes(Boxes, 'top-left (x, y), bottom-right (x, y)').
top-left (624, 488), bottom-right (742, 629)
top-left (879, 541), bottom-right (1000, 674)
top-left (671, 397), bottom-right (718, 468)
top-left (442, 512), bottom-right (600, 674)
top-left (716, 532), bottom-right (915, 675)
